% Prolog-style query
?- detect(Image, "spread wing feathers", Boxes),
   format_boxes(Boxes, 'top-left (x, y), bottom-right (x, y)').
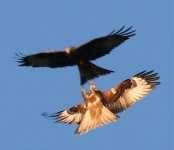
top-left (44, 103), bottom-right (86, 124)
top-left (76, 26), bottom-right (135, 60)
top-left (103, 70), bottom-right (160, 114)
top-left (15, 51), bottom-right (75, 68)
top-left (75, 106), bottom-right (119, 135)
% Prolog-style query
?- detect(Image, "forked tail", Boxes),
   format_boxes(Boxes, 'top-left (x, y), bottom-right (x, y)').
top-left (78, 60), bottom-right (114, 85)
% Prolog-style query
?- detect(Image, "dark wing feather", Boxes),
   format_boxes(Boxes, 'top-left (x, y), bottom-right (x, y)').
top-left (102, 71), bottom-right (160, 114)
top-left (76, 26), bottom-right (135, 60)
top-left (15, 51), bottom-right (75, 68)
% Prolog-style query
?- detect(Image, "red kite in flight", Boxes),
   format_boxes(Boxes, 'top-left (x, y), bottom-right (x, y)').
top-left (43, 70), bottom-right (160, 135)
top-left (16, 26), bottom-right (135, 85)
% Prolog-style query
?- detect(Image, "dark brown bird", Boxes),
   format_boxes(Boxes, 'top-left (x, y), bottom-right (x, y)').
top-left (16, 26), bottom-right (135, 85)
top-left (43, 70), bottom-right (160, 135)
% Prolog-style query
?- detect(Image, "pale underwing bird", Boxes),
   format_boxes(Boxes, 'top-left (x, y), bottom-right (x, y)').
top-left (15, 26), bottom-right (135, 85)
top-left (43, 70), bottom-right (160, 135)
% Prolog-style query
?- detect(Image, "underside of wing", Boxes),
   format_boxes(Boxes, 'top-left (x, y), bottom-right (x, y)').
top-left (15, 51), bottom-right (76, 68)
top-left (76, 26), bottom-right (135, 60)
top-left (43, 103), bottom-right (86, 124)
top-left (102, 70), bottom-right (160, 114)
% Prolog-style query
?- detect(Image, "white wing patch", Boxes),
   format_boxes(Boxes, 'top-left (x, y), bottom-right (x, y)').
top-left (126, 77), bottom-right (154, 103)
top-left (58, 110), bottom-right (84, 124)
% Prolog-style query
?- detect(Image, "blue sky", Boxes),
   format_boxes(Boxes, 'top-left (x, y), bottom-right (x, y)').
top-left (0, 0), bottom-right (173, 149)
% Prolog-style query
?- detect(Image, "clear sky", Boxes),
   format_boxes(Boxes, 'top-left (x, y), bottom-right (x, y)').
top-left (0, 0), bottom-right (173, 149)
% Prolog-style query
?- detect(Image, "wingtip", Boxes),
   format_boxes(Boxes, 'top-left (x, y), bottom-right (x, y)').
top-left (134, 70), bottom-right (160, 87)
top-left (42, 111), bottom-right (60, 120)
top-left (109, 26), bottom-right (136, 38)
top-left (14, 52), bottom-right (28, 66)
top-left (14, 52), bottom-right (25, 58)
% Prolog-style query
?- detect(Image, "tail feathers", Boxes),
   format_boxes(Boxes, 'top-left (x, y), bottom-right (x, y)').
top-left (78, 61), bottom-right (114, 85)
top-left (75, 106), bottom-right (119, 135)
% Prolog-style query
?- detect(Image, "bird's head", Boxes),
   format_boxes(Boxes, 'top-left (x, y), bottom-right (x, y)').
top-left (65, 46), bottom-right (76, 54)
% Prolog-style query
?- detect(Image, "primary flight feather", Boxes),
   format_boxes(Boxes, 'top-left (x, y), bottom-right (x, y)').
top-left (16, 26), bottom-right (135, 85)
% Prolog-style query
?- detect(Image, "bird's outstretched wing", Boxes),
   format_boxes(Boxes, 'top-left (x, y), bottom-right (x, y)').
top-left (76, 26), bottom-right (135, 60)
top-left (43, 103), bottom-right (86, 124)
top-left (15, 51), bottom-right (76, 68)
top-left (102, 70), bottom-right (160, 114)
